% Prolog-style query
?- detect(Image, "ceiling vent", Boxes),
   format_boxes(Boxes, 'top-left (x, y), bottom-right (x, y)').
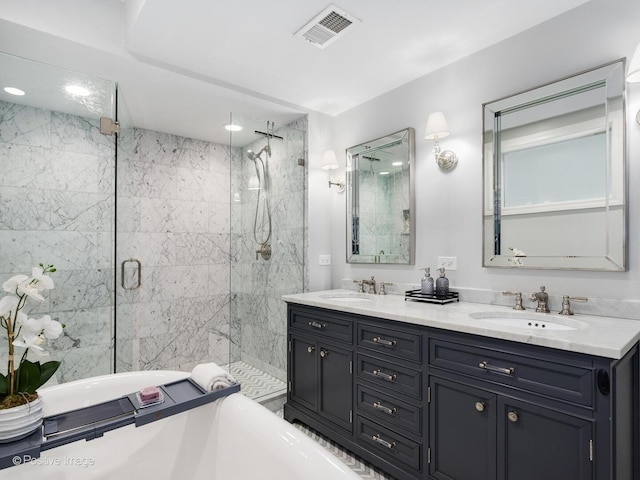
top-left (294, 5), bottom-right (360, 49)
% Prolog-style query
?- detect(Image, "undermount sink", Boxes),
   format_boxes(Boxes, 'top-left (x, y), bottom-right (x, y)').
top-left (319, 293), bottom-right (372, 303)
top-left (469, 311), bottom-right (587, 331)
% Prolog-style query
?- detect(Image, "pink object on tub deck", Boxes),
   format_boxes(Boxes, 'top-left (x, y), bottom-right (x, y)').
top-left (2, 371), bottom-right (361, 480)
top-left (139, 386), bottom-right (160, 402)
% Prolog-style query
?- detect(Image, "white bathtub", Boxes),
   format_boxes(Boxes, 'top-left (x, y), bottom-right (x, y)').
top-left (2, 371), bottom-right (361, 480)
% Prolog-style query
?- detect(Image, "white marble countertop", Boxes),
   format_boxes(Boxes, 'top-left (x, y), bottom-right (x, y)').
top-left (282, 289), bottom-right (640, 359)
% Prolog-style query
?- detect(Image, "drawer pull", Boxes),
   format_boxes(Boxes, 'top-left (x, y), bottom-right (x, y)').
top-left (372, 369), bottom-right (397, 382)
top-left (475, 401), bottom-right (485, 412)
top-left (308, 321), bottom-right (326, 329)
top-left (307, 346), bottom-right (315, 354)
top-left (508, 411), bottom-right (519, 423)
top-left (372, 434), bottom-right (396, 449)
top-left (373, 402), bottom-right (397, 416)
top-left (479, 361), bottom-right (515, 375)
top-left (373, 336), bottom-right (397, 347)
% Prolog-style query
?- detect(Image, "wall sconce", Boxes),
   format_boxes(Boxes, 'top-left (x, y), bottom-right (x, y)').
top-left (424, 112), bottom-right (458, 170)
top-left (321, 150), bottom-right (345, 192)
top-left (627, 41), bottom-right (640, 125)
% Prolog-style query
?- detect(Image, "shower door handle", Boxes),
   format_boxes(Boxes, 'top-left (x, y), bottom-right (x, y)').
top-left (121, 258), bottom-right (141, 290)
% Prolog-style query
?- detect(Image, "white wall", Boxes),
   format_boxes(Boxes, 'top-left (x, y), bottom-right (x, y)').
top-left (320, 0), bottom-right (640, 301)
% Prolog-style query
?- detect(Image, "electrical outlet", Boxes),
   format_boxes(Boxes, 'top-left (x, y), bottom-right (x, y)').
top-left (437, 256), bottom-right (457, 270)
top-left (319, 254), bottom-right (331, 266)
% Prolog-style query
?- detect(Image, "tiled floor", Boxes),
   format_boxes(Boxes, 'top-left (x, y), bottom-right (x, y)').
top-left (227, 361), bottom-right (395, 480)
top-left (290, 419), bottom-right (397, 480)
top-left (227, 361), bottom-right (286, 403)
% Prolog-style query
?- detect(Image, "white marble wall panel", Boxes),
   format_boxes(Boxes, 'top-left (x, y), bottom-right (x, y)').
top-left (0, 144), bottom-right (49, 187)
top-left (116, 127), bottom-right (231, 374)
top-left (0, 101), bottom-right (115, 383)
top-left (0, 103), bottom-right (51, 147)
top-left (51, 112), bottom-right (113, 156)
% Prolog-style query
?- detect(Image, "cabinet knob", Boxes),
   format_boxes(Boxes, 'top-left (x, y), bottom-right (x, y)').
top-left (320, 349), bottom-right (329, 358)
top-left (475, 401), bottom-right (485, 412)
top-left (507, 411), bottom-right (519, 423)
top-left (307, 346), bottom-right (315, 354)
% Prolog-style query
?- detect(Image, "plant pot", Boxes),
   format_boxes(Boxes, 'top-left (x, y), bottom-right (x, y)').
top-left (0, 396), bottom-right (43, 443)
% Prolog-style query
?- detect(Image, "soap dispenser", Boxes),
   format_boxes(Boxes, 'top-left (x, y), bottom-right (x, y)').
top-left (421, 267), bottom-right (434, 295)
top-left (435, 267), bottom-right (449, 297)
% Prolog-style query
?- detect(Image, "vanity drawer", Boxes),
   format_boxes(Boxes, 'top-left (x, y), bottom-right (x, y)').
top-left (357, 384), bottom-right (422, 436)
top-left (429, 337), bottom-right (593, 406)
top-left (357, 322), bottom-right (422, 363)
top-left (357, 353), bottom-right (423, 399)
top-left (356, 415), bottom-right (422, 473)
top-left (289, 306), bottom-right (353, 343)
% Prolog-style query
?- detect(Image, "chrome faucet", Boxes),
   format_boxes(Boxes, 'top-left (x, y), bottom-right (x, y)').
top-left (530, 286), bottom-right (550, 313)
top-left (362, 276), bottom-right (377, 295)
top-left (502, 291), bottom-right (525, 310)
top-left (558, 295), bottom-right (588, 315)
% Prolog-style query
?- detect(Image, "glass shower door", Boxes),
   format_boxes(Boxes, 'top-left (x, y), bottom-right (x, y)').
top-left (229, 114), bottom-right (307, 387)
top-left (0, 53), bottom-right (117, 383)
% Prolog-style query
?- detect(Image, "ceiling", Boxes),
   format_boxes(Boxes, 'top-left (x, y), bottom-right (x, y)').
top-left (0, 0), bottom-right (592, 145)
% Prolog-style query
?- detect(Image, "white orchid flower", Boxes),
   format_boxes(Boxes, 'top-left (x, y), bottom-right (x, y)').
top-left (2, 274), bottom-right (29, 294)
top-left (31, 266), bottom-right (54, 290)
top-left (0, 295), bottom-right (19, 319)
top-left (41, 315), bottom-right (63, 339)
top-left (17, 281), bottom-right (45, 302)
top-left (13, 333), bottom-right (45, 352)
top-left (19, 316), bottom-right (45, 336)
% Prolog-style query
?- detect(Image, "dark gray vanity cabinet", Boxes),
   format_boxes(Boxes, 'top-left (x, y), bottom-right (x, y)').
top-left (354, 320), bottom-right (425, 479)
top-left (286, 306), bottom-right (354, 434)
top-left (284, 303), bottom-right (639, 480)
top-left (429, 376), bottom-right (592, 480)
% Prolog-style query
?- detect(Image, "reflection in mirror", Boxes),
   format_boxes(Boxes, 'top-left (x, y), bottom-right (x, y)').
top-left (346, 128), bottom-right (415, 264)
top-left (483, 60), bottom-right (626, 271)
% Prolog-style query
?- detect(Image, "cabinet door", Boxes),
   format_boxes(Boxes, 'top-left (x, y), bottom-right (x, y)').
top-left (498, 398), bottom-right (592, 480)
top-left (290, 335), bottom-right (318, 411)
top-left (429, 377), bottom-right (497, 480)
top-left (319, 342), bottom-right (353, 431)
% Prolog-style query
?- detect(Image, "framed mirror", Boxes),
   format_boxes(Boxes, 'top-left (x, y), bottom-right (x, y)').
top-left (346, 128), bottom-right (415, 264)
top-left (483, 59), bottom-right (627, 271)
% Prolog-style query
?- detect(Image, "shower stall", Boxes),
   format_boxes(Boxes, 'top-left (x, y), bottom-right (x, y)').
top-left (229, 115), bottom-right (306, 401)
top-left (0, 53), bottom-right (306, 402)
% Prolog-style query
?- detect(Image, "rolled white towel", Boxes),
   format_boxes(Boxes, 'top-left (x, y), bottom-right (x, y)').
top-left (191, 362), bottom-right (236, 392)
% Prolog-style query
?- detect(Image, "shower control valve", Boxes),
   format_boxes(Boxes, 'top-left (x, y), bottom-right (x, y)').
top-left (256, 242), bottom-right (272, 261)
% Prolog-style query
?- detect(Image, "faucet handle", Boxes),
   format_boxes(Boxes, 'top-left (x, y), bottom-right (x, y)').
top-left (558, 295), bottom-right (588, 315)
top-left (502, 291), bottom-right (525, 310)
top-left (353, 280), bottom-right (365, 293)
top-left (378, 281), bottom-right (393, 295)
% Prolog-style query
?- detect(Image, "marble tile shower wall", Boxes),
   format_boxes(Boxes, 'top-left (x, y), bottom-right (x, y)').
top-left (116, 127), bottom-right (231, 373)
top-left (231, 118), bottom-right (306, 381)
top-left (0, 100), bottom-right (114, 382)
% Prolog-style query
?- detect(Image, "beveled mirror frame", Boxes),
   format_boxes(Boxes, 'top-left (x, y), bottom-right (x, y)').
top-left (482, 59), bottom-right (627, 271)
top-left (346, 128), bottom-right (415, 264)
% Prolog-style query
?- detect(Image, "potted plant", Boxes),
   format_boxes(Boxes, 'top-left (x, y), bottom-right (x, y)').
top-left (0, 263), bottom-right (63, 442)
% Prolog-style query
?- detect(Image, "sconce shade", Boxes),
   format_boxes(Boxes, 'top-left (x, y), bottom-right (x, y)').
top-left (628, 42), bottom-right (640, 83)
top-left (321, 149), bottom-right (339, 169)
top-left (424, 112), bottom-right (451, 140)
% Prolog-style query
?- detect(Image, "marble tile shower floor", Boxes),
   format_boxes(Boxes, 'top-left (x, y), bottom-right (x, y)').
top-left (226, 361), bottom-right (286, 402)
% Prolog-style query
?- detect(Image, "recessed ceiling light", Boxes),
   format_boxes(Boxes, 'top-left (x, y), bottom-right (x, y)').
top-left (4, 87), bottom-right (25, 96)
top-left (224, 123), bottom-right (243, 132)
top-left (65, 85), bottom-right (90, 96)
